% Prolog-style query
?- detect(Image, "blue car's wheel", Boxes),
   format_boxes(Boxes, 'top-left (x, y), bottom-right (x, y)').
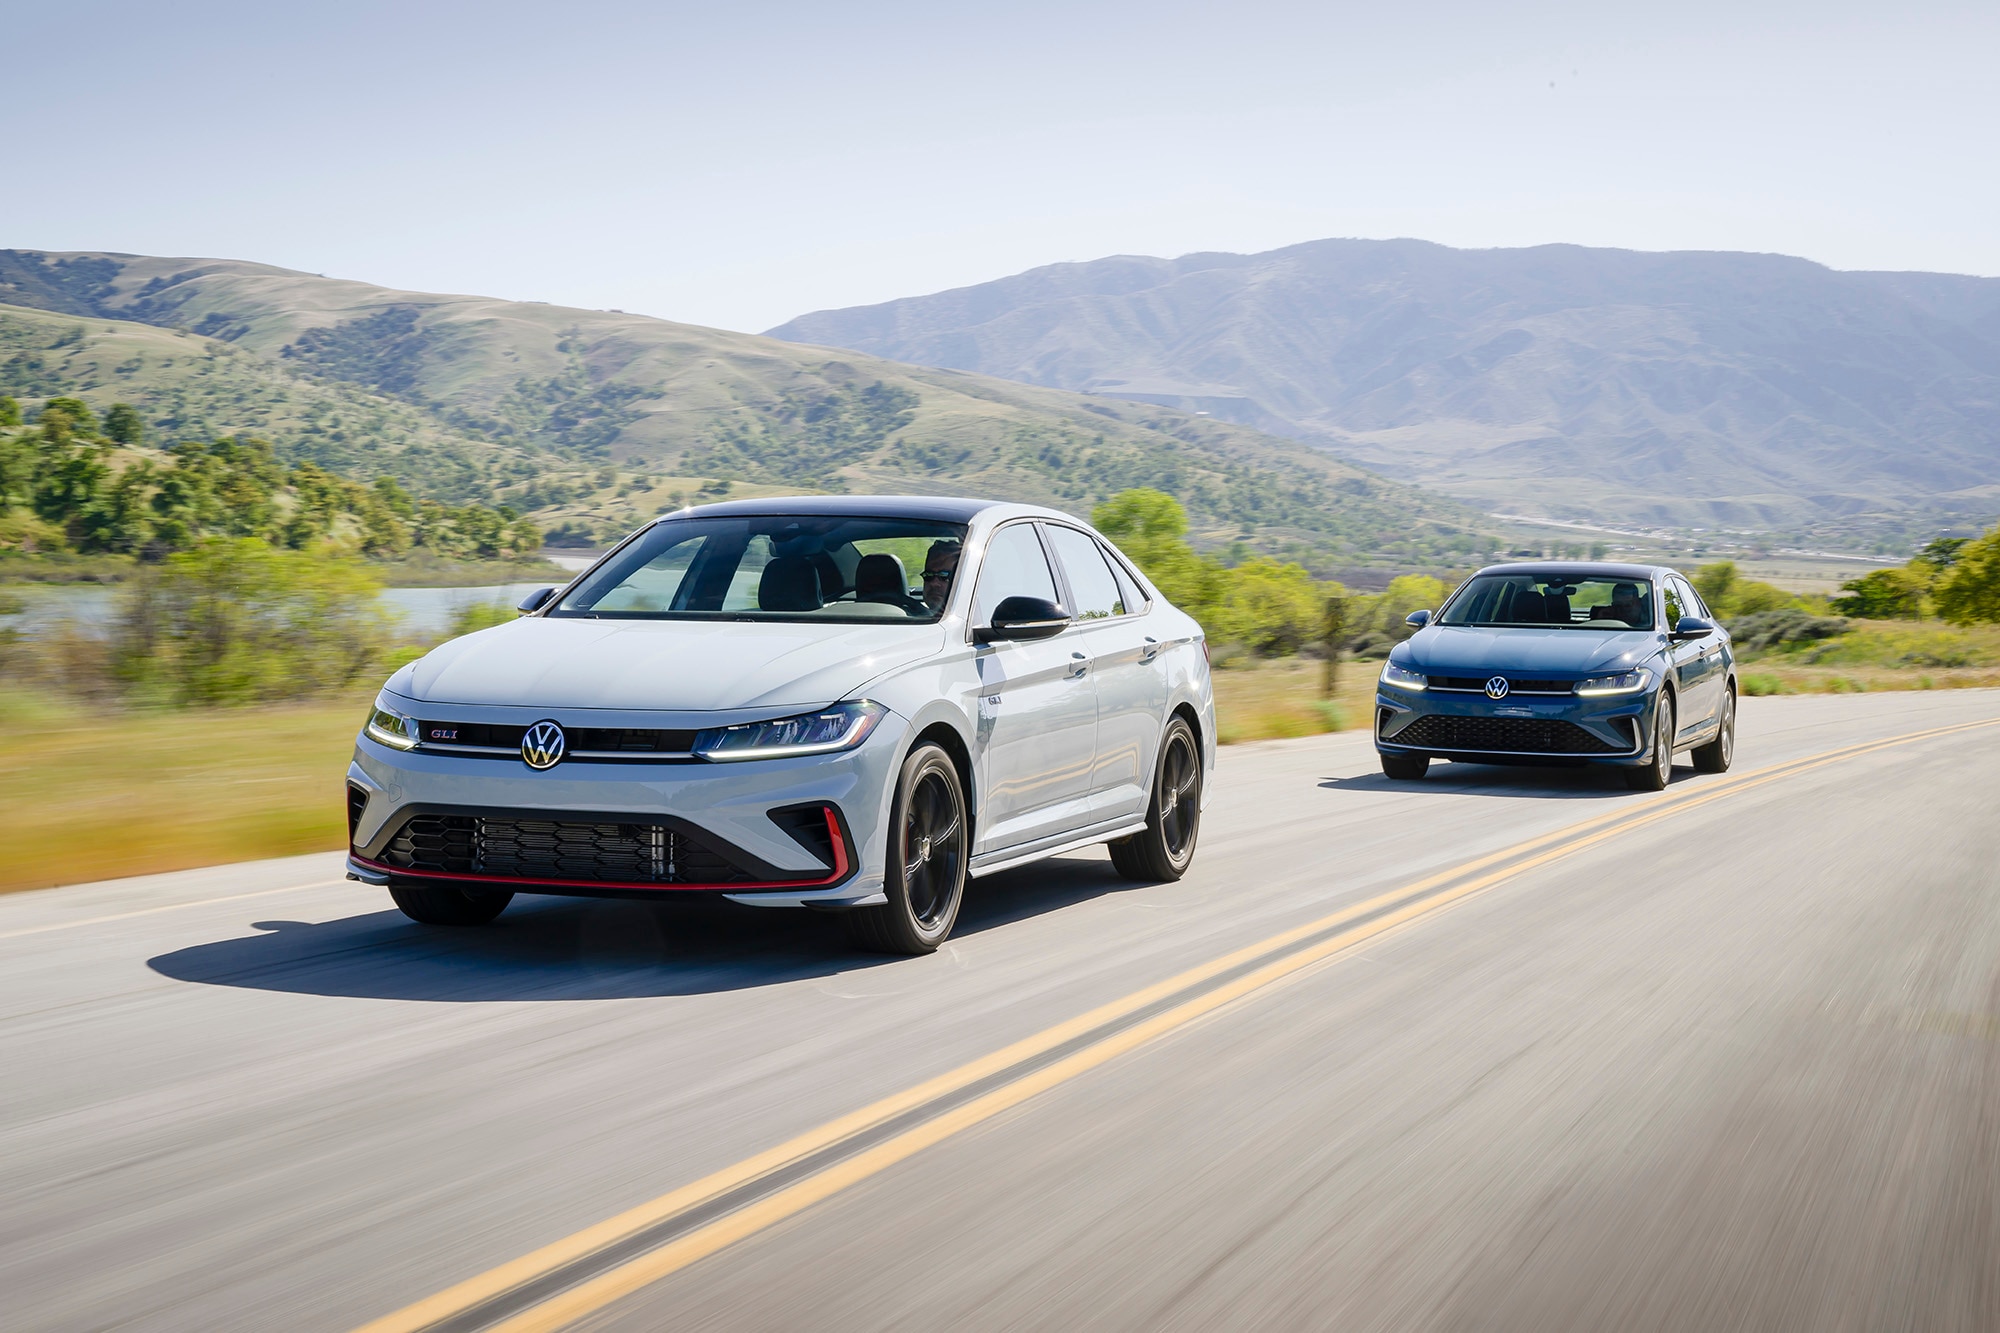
top-left (1624, 693), bottom-right (1676, 791)
top-left (1693, 688), bottom-right (1735, 773)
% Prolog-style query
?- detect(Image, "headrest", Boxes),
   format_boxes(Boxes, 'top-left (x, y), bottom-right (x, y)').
top-left (758, 556), bottom-right (822, 611)
top-left (855, 552), bottom-right (907, 600)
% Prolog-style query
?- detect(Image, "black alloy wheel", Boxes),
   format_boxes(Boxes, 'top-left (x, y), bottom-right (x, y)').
top-left (1111, 716), bottom-right (1203, 881)
top-left (1624, 692), bottom-right (1676, 791)
top-left (1692, 687), bottom-right (1735, 773)
top-left (847, 743), bottom-right (968, 954)
top-left (389, 884), bottom-right (514, 925)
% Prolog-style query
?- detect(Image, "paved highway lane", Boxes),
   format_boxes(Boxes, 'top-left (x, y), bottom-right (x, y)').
top-left (3, 691), bottom-right (1998, 1331)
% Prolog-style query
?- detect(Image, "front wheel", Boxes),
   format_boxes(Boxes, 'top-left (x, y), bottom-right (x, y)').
top-left (1110, 716), bottom-right (1203, 882)
top-left (389, 884), bottom-right (513, 925)
top-left (1623, 693), bottom-right (1676, 791)
top-left (1380, 751), bottom-right (1430, 780)
top-left (1692, 688), bottom-right (1735, 773)
top-left (846, 742), bottom-right (968, 955)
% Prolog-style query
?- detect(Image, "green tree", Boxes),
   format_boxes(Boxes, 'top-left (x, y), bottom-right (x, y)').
top-left (1933, 524), bottom-right (2000, 625)
top-left (0, 396), bottom-right (20, 428)
top-left (102, 403), bottom-right (146, 446)
top-left (1832, 566), bottom-right (1928, 618)
top-left (1693, 560), bottom-right (1792, 617)
top-left (111, 538), bottom-right (395, 705)
top-left (1202, 557), bottom-right (1325, 654)
top-left (39, 397), bottom-right (99, 438)
top-left (1091, 488), bottom-right (1217, 609)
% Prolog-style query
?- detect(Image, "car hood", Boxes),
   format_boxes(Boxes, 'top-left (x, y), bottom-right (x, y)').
top-left (397, 617), bottom-right (946, 711)
top-left (1400, 625), bottom-right (1659, 677)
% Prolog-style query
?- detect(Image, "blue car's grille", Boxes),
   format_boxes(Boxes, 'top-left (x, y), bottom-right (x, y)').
top-left (1429, 677), bottom-right (1573, 694)
top-left (1388, 713), bottom-right (1628, 755)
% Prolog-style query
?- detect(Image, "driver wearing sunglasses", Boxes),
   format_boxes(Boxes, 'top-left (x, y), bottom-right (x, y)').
top-left (920, 540), bottom-right (961, 612)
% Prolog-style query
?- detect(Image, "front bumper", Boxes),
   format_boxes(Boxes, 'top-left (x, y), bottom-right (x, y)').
top-left (345, 710), bottom-right (910, 907)
top-left (1374, 682), bottom-right (1656, 766)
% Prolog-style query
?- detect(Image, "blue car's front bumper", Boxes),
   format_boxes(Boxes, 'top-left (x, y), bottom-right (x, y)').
top-left (1375, 680), bottom-right (1657, 766)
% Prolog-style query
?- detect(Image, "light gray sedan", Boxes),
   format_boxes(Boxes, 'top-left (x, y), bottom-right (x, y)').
top-left (345, 496), bottom-right (1215, 953)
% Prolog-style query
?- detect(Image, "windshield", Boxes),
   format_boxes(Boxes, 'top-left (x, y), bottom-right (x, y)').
top-left (551, 515), bottom-right (969, 623)
top-left (1438, 573), bottom-right (1654, 630)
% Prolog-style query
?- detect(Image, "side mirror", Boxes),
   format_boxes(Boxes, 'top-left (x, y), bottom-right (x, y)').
top-left (1672, 614), bottom-right (1715, 641)
top-left (517, 586), bottom-right (556, 614)
top-left (1405, 609), bottom-right (1432, 629)
top-left (975, 595), bottom-right (1071, 643)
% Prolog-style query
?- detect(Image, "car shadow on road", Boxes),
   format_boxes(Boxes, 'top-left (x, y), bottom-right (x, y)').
top-left (1320, 761), bottom-right (1664, 799)
top-left (145, 852), bottom-right (1143, 1002)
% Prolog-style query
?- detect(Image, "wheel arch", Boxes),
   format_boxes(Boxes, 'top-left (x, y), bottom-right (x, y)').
top-left (910, 719), bottom-right (975, 843)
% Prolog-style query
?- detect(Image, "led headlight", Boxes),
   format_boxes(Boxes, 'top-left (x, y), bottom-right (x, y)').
top-left (693, 700), bottom-right (886, 762)
top-left (1380, 660), bottom-right (1428, 692)
top-left (1576, 668), bottom-right (1652, 696)
top-left (364, 696), bottom-right (419, 750)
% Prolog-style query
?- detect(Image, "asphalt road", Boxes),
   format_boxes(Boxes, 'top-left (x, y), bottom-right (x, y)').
top-left (4, 690), bottom-right (1999, 1332)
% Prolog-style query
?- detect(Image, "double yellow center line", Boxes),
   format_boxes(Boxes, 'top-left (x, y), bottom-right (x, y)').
top-left (356, 715), bottom-right (2000, 1333)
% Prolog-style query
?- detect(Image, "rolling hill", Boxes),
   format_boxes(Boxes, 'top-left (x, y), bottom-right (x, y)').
top-left (0, 250), bottom-right (1487, 564)
top-left (767, 239), bottom-right (2000, 532)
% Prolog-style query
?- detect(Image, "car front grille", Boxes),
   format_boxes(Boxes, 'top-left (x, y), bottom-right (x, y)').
top-left (1388, 713), bottom-right (1628, 755)
top-left (377, 814), bottom-right (756, 885)
top-left (414, 721), bottom-right (699, 759)
top-left (1429, 677), bottom-right (1574, 694)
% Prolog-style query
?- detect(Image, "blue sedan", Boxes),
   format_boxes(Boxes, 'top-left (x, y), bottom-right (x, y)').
top-left (1374, 562), bottom-right (1736, 790)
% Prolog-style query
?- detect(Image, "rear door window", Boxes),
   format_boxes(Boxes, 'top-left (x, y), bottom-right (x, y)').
top-left (1044, 525), bottom-right (1124, 619)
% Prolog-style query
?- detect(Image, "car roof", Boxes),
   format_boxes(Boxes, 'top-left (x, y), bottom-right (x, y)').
top-left (667, 495), bottom-right (1024, 524)
top-left (1471, 561), bottom-right (1669, 581)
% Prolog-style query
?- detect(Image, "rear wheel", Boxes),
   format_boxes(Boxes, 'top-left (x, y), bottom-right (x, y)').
top-left (389, 884), bottom-right (513, 925)
top-left (846, 742), bottom-right (968, 954)
top-left (1110, 716), bottom-right (1203, 881)
top-left (1380, 751), bottom-right (1430, 780)
top-left (1692, 688), bottom-right (1735, 773)
top-left (1623, 693), bottom-right (1676, 791)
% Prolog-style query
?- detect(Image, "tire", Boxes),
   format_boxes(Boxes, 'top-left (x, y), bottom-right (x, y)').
top-left (1380, 751), bottom-right (1430, 780)
top-left (1623, 692), bottom-right (1676, 791)
top-left (846, 742), bottom-right (968, 955)
top-left (1692, 688), bottom-right (1735, 773)
top-left (1110, 716), bottom-right (1203, 882)
top-left (389, 884), bottom-right (513, 925)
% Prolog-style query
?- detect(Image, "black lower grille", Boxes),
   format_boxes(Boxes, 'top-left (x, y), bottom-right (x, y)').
top-left (378, 815), bottom-right (758, 884)
top-left (1388, 713), bottom-right (1626, 755)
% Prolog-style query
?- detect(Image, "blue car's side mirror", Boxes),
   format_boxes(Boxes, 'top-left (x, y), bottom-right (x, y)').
top-left (517, 586), bottom-right (557, 614)
top-left (1672, 614), bottom-right (1715, 641)
top-left (1405, 609), bottom-right (1431, 629)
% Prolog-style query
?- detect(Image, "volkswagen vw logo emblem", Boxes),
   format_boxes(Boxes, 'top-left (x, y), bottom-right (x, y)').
top-left (521, 720), bottom-right (566, 770)
top-left (1484, 676), bottom-right (1511, 699)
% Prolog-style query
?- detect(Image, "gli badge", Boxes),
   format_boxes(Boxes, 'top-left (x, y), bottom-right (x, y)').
top-left (521, 720), bottom-right (567, 770)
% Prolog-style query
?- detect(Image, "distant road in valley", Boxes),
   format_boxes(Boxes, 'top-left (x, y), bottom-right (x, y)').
top-left (4, 691), bottom-right (1998, 1331)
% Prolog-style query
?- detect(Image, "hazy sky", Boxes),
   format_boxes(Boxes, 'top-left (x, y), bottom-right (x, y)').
top-left (4, 1), bottom-right (1996, 333)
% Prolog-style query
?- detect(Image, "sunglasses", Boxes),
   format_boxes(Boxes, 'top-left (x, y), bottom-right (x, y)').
top-left (921, 568), bottom-right (955, 582)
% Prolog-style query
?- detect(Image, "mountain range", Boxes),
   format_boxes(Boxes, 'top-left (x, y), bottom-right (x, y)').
top-left (0, 250), bottom-right (1482, 564)
top-left (769, 239), bottom-right (2000, 531)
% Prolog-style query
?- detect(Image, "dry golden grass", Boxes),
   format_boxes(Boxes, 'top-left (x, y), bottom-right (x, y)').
top-left (0, 691), bottom-right (366, 894)
top-left (1210, 658), bottom-right (1375, 744)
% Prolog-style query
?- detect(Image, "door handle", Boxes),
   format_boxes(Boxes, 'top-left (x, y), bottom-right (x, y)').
top-left (1068, 652), bottom-right (1089, 679)
top-left (1140, 636), bottom-right (1160, 662)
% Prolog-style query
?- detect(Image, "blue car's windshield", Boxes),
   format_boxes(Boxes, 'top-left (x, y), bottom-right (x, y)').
top-left (552, 515), bottom-right (969, 622)
top-left (1439, 574), bottom-right (1654, 630)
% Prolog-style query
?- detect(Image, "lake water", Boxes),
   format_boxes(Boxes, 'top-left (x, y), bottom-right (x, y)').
top-left (1, 580), bottom-right (569, 638)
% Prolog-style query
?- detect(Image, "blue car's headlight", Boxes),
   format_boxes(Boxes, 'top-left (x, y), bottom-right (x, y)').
top-left (1576, 669), bottom-right (1652, 696)
top-left (364, 696), bottom-right (419, 750)
top-left (694, 700), bottom-right (886, 762)
top-left (1380, 661), bottom-right (1428, 692)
